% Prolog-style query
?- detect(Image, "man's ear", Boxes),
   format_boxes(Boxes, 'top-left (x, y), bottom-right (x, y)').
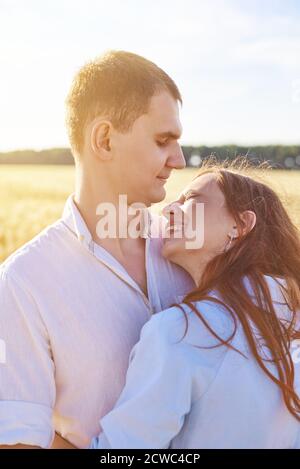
top-left (90, 119), bottom-right (112, 160)
top-left (239, 210), bottom-right (256, 236)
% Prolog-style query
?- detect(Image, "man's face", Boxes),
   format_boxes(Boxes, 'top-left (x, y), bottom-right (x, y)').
top-left (110, 91), bottom-right (186, 206)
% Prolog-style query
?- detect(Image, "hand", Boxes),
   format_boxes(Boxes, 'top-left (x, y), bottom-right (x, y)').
top-left (50, 432), bottom-right (76, 449)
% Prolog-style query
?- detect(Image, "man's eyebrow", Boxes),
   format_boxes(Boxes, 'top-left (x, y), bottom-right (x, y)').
top-left (155, 131), bottom-right (182, 139)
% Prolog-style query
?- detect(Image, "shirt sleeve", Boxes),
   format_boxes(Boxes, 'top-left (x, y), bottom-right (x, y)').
top-left (90, 315), bottom-right (193, 449)
top-left (0, 268), bottom-right (56, 448)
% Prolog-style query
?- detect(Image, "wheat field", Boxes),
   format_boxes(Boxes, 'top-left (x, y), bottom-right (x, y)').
top-left (0, 165), bottom-right (299, 263)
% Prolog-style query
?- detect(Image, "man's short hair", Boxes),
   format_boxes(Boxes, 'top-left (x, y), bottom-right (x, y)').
top-left (65, 50), bottom-right (182, 156)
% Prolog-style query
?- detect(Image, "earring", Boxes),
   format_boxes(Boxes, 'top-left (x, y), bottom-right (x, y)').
top-left (225, 233), bottom-right (234, 252)
top-left (225, 227), bottom-right (238, 252)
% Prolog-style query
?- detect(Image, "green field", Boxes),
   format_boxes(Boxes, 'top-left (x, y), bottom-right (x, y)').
top-left (0, 165), bottom-right (299, 263)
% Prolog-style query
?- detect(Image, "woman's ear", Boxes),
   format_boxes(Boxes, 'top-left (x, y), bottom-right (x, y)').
top-left (239, 210), bottom-right (256, 236)
top-left (90, 119), bottom-right (112, 160)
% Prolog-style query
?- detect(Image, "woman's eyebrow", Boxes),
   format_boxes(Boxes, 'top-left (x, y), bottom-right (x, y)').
top-left (183, 190), bottom-right (205, 199)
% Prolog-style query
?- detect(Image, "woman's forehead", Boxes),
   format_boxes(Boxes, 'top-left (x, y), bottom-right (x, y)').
top-left (188, 173), bottom-right (218, 193)
top-left (184, 173), bottom-right (225, 205)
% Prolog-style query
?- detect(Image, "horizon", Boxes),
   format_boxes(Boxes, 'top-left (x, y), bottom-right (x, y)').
top-left (1, 142), bottom-right (300, 155)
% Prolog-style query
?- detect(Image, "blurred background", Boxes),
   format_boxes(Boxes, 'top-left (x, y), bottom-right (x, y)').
top-left (0, 0), bottom-right (299, 261)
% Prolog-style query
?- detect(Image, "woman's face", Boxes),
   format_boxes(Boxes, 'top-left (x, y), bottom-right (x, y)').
top-left (161, 172), bottom-right (238, 278)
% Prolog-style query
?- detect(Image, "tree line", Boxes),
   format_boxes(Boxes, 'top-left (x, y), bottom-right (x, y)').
top-left (0, 145), bottom-right (299, 169)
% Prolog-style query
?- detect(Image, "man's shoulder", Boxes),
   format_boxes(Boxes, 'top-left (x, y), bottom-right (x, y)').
top-left (0, 218), bottom-right (67, 281)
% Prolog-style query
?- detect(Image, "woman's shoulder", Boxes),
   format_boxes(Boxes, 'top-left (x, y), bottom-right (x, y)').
top-left (141, 273), bottom-right (294, 357)
top-left (243, 274), bottom-right (288, 302)
top-left (144, 298), bottom-right (234, 348)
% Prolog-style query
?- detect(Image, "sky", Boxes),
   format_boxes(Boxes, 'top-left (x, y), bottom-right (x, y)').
top-left (0, 0), bottom-right (299, 151)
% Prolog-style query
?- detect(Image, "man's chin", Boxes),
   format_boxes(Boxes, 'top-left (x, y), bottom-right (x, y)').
top-left (134, 187), bottom-right (166, 207)
top-left (149, 187), bottom-right (167, 205)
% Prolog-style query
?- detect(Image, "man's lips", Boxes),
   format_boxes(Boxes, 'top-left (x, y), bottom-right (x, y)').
top-left (157, 174), bottom-right (170, 181)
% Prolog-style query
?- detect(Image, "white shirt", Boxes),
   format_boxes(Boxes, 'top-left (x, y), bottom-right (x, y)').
top-left (91, 275), bottom-right (300, 449)
top-left (0, 195), bottom-right (194, 448)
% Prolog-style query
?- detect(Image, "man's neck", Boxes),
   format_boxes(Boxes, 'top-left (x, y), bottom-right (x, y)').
top-left (74, 173), bottom-right (149, 297)
top-left (74, 167), bottom-right (118, 241)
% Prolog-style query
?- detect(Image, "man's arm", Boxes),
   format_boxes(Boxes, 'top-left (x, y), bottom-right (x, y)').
top-left (0, 270), bottom-right (56, 448)
top-left (0, 444), bottom-right (40, 449)
top-left (0, 432), bottom-right (76, 449)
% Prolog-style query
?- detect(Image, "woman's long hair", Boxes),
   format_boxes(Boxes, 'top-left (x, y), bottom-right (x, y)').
top-left (177, 157), bottom-right (300, 420)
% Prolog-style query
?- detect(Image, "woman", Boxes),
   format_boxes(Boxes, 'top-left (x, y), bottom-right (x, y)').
top-left (91, 158), bottom-right (300, 449)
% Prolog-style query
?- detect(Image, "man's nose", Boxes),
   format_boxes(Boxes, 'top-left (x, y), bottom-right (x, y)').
top-left (167, 145), bottom-right (186, 170)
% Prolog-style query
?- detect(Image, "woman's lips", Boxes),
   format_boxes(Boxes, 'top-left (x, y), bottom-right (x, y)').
top-left (165, 225), bottom-right (184, 236)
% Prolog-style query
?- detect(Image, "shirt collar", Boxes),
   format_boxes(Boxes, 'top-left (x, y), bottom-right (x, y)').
top-left (62, 194), bottom-right (93, 250)
top-left (61, 194), bottom-right (160, 247)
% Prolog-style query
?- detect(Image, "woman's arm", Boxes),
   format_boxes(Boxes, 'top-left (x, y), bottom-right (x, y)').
top-left (90, 314), bottom-right (193, 449)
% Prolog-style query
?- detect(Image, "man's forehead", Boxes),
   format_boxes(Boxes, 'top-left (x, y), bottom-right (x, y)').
top-left (151, 113), bottom-right (182, 138)
top-left (133, 91), bottom-right (182, 137)
top-left (149, 93), bottom-right (181, 126)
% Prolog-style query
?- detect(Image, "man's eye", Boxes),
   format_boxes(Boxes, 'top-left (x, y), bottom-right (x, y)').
top-left (157, 140), bottom-right (168, 147)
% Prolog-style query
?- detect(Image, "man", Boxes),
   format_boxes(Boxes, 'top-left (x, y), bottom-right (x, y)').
top-left (0, 51), bottom-right (194, 449)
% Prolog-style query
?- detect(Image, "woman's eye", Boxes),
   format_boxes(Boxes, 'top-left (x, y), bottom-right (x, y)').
top-left (183, 193), bottom-right (194, 202)
top-left (184, 193), bottom-right (200, 204)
